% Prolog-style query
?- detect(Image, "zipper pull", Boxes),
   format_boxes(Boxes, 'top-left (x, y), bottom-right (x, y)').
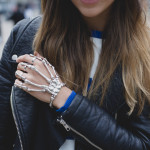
top-left (57, 117), bottom-right (70, 131)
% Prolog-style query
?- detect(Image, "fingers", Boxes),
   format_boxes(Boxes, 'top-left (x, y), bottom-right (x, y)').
top-left (14, 78), bottom-right (51, 104)
top-left (17, 62), bottom-right (38, 73)
top-left (15, 70), bottom-right (28, 81)
top-left (17, 54), bottom-right (57, 78)
top-left (15, 71), bottom-right (45, 92)
top-left (16, 54), bottom-right (45, 72)
top-left (14, 79), bottom-right (28, 91)
top-left (14, 54), bottom-right (66, 105)
top-left (16, 54), bottom-right (39, 65)
top-left (16, 54), bottom-right (32, 63)
top-left (14, 78), bottom-right (47, 93)
top-left (17, 62), bottom-right (30, 73)
top-left (16, 54), bottom-right (60, 85)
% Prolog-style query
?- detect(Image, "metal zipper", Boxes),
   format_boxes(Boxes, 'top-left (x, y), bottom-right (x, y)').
top-left (10, 88), bottom-right (24, 150)
top-left (57, 117), bottom-right (103, 150)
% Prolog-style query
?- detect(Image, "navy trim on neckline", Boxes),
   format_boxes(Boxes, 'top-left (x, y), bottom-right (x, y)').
top-left (92, 30), bottom-right (102, 39)
top-left (87, 78), bottom-right (93, 91)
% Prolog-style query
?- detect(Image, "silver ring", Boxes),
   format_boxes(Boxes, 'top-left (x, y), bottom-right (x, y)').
top-left (21, 82), bottom-right (23, 88)
top-left (14, 83), bottom-right (20, 88)
top-left (24, 65), bottom-right (27, 71)
top-left (21, 76), bottom-right (26, 81)
top-left (15, 71), bottom-right (19, 77)
top-left (17, 82), bottom-right (23, 89)
top-left (30, 54), bottom-right (34, 57)
top-left (20, 82), bottom-right (28, 91)
top-left (20, 72), bottom-right (24, 79)
top-left (32, 57), bottom-right (37, 64)
top-left (20, 72), bottom-right (26, 81)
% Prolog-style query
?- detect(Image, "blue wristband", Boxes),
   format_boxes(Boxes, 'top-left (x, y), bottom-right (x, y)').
top-left (56, 91), bottom-right (76, 113)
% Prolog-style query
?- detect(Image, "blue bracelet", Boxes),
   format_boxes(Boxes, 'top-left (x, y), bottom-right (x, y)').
top-left (56, 91), bottom-right (76, 113)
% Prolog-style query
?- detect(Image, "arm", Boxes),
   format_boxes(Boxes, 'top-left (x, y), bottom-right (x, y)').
top-left (60, 94), bottom-right (150, 150)
top-left (15, 51), bottom-right (150, 150)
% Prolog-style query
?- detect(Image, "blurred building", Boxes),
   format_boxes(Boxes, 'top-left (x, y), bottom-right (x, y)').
top-left (0, 0), bottom-right (41, 58)
top-left (0, 0), bottom-right (41, 16)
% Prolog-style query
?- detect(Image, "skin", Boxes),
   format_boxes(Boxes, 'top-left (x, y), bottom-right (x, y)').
top-left (15, 0), bottom-right (115, 109)
top-left (72, 0), bottom-right (115, 31)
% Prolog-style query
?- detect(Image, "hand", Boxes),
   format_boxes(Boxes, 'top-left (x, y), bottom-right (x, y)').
top-left (14, 52), bottom-right (72, 108)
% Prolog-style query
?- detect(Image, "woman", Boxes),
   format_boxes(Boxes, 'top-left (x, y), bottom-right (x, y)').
top-left (0, 0), bottom-right (150, 149)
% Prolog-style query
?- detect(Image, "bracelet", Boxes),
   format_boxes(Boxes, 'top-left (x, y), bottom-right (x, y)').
top-left (49, 77), bottom-right (65, 108)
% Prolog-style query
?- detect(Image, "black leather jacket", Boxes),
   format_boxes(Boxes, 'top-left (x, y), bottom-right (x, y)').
top-left (0, 17), bottom-right (150, 150)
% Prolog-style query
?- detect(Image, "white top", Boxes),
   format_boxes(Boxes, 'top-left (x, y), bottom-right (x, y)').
top-left (90, 37), bottom-right (102, 78)
top-left (59, 37), bottom-right (102, 150)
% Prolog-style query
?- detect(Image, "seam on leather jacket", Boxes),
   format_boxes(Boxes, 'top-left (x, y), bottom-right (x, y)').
top-left (8, 16), bottom-right (41, 60)
top-left (71, 95), bottom-right (84, 115)
top-left (62, 94), bottom-right (84, 121)
top-left (11, 87), bottom-right (26, 150)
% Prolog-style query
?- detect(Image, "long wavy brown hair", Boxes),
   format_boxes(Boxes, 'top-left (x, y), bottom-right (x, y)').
top-left (34, 0), bottom-right (150, 115)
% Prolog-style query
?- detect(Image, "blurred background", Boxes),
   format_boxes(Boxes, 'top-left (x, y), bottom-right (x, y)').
top-left (0, 0), bottom-right (41, 57)
top-left (0, 0), bottom-right (150, 58)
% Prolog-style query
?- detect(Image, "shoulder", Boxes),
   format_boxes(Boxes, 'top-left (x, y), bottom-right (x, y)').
top-left (14, 16), bottom-right (42, 31)
top-left (12, 16), bottom-right (42, 46)
top-left (1, 16), bottom-right (42, 62)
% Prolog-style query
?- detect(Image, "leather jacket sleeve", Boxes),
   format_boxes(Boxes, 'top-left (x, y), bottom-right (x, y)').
top-left (61, 94), bottom-right (150, 150)
top-left (0, 19), bottom-right (30, 150)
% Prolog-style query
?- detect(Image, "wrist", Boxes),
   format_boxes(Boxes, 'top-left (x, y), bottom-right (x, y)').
top-left (52, 87), bottom-right (72, 109)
